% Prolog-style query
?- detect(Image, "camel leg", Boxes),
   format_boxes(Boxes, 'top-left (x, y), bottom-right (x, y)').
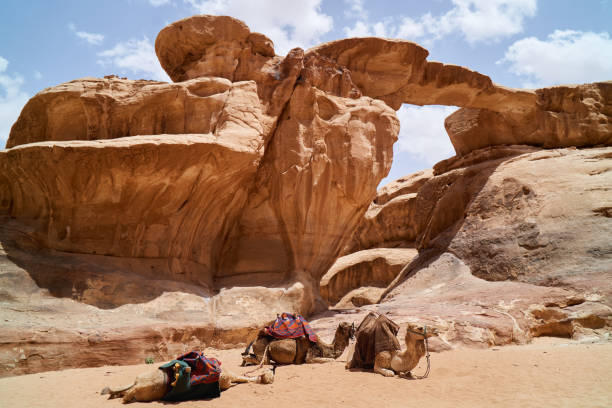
top-left (305, 356), bottom-right (336, 364)
top-left (219, 369), bottom-right (274, 390)
top-left (122, 387), bottom-right (137, 404)
top-left (374, 352), bottom-right (395, 377)
top-left (101, 383), bottom-right (134, 400)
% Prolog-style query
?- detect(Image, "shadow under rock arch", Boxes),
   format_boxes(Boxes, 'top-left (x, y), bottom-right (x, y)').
top-left (0, 219), bottom-right (211, 309)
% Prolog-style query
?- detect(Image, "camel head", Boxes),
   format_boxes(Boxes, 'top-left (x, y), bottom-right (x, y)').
top-left (337, 321), bottom-right (356, 340)
top-left (404, 323), bottom-right (439, 341)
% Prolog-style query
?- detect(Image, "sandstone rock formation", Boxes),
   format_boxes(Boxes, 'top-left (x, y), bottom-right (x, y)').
top-left (308, 38), bottom-right (536, 113)
top-left (1, 13), bottom-right (611, 376)
top-left (326, 146), bottom-right (611, 349)
top-left (414, 147), bottom-right (612, 298)
top-left (445, 82), bottom-right (612, 155)
top-left (342, 169), bottom-right (433, 254)
top-left (320, 248), bottom-right (417, 307)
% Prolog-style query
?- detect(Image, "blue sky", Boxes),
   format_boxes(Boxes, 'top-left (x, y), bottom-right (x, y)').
top-left (1, 0), bottom-right (611, 185)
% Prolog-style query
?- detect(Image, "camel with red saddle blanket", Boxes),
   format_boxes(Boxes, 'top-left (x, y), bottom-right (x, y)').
top-left (241, 313), bottom-right (355, 365)
top-left (102, 352), bottom-right (274, 403)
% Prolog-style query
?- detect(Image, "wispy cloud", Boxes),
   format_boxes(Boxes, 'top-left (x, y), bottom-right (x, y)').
top-left (68, 22), bottom-right (105, 45)
top-left (149, 0), bottom-right (172, 6)
top-left (0, 56), bottom-right (29, 148)
top-left (343, 0), bottom-right (537, 44)
top-left (499, 29), bottom-right (612, 88)
top-left (97, 37), bottom-right (170, 81)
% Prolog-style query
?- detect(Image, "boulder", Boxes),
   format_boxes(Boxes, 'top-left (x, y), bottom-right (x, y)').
top-left (344, 169), bottom-right (433, 254)
top-left (320, 248), bottom-right (417, 306)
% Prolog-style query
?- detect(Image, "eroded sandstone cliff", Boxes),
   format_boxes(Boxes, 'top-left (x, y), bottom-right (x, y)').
top-left (1, 14), bottom-right (610, 375)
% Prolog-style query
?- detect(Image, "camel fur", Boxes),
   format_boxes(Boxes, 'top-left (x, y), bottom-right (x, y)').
top-left (101, 367), bottom-right (274, 403)
top-left (372, 323), bottom-right (438, 378)
top-left (242, 321), bottom-right (355, 365)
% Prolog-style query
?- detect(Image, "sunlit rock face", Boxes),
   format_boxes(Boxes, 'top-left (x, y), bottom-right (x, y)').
top-left (445, 82), bottom-right (612, 155)
top-left (327, 146), bottom-right (612, 351)
top-left (1, 14), bottom-right (610, 375)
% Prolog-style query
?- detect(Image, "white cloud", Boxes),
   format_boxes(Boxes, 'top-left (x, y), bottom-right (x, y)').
top-left (68, 22), bottom-right (105, 45)
top-left (149, 0), bottom-right (171, 6)
top-left (396, 105), bottom-right (458, 164)
top-left (343, 0), bottom-right (367, 19)
top-left (184, 0), bottom-right (333, 55)
top-left (500, 30), bottom-right (612, 87)
top-left (343, 0), bottom-right (536, 44)
top-left (97, 38), bottom-right (170, 82)
top-left (0, 57), bottom-right (29, 149)
top-left (344, 16), bottom-right (424, 39)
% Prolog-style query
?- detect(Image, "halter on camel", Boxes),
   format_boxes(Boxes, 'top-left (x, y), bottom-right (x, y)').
top-left (404, 325), bottom-right (431, 379)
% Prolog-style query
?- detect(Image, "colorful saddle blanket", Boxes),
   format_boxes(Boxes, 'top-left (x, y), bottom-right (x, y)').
top-left (264, 312), bottom-right (318, 342)
top-left (160, 351), bottom-right (222, 401)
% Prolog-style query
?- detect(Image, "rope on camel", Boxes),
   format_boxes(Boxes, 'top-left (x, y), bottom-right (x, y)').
top-left (242, 344), bottom-right (271, 376)
top-left (405, 325), bottom-right (431, 379)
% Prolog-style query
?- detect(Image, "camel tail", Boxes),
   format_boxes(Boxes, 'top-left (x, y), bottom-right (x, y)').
top-left (101, 382), bottom-right (135, 397)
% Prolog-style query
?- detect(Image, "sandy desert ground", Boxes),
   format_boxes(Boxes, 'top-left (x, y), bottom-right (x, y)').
top-left (1, 337), bottom-right (610, 408)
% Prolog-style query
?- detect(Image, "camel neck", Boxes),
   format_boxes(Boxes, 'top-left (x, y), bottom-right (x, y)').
top-left (332, 329), bottom-right (349, 358)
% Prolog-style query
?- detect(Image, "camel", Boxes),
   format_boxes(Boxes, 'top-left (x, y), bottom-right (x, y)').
top-left (242, 321), bottom-right (355, 365)
top-left (372, 323), bottom-right (438, 378)
top-left (101, 365), bottom-right (274, 403)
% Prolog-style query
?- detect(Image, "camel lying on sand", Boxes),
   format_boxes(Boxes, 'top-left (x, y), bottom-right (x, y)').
top-left (242, 321), bottom-right (355, 365)
top-left (373, 323), bottom-right (438, 377)
top-left (347, 312), bottom-right (438, 378)
top-left (102, 366), bottom-right (274, 403)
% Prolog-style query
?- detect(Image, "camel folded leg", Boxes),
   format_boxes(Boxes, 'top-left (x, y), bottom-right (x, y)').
top-left (374, 352), bottom-right (396, 377)
top-left (305, 356), bottom-right (336, 364)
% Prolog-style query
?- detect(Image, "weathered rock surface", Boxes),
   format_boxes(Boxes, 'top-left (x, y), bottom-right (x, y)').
top-left (446, 82), bottom-right (612, 155)
top-left (0, 229), bottom-right (314, 376)
top-left (415, 147), bottom-right (612, 302)
top-left (324, 146), bottom-right (611, 349)
top-left (7, 76), bottom-right (269, 149)
top-left (315, 252), bottom-right (611, 351)
top-left (320, 248), bottom-right (417, 307)
top-left (219, 85), bottom-right (398, 286)
top-left (308, 38), bottom-right (536, 113)
top-left (343, 169), bottom-right (433, 254)
top-left (1, 135), bottom-right (263, 283)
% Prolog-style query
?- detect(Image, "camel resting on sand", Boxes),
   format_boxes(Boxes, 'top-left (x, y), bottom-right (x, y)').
top-left (101, 365), bottom-right (274, 403)
top-left (242, 321), bottom-right (355, 365)
top-left (373, 323), bottom-right (438, 377)
top-left (346, 312), bottom-right (438, 378)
